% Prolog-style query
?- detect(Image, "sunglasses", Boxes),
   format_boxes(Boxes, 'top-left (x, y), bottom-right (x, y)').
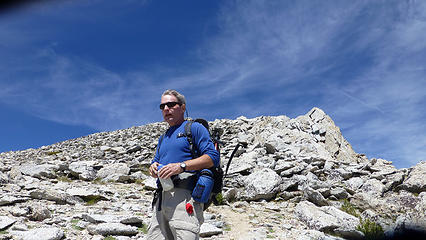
top-left (159, 101), bottom-right (181, 110)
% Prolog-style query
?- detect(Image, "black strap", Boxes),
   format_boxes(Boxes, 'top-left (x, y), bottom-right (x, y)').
top-left (224, 142), bottom-right (248, 178)
top-left (184, 120), bottom-right (198, 159)
top-left (153, 134), bottom-right (165, 211)
top-left (152, 186), bottom-right (163, 211)
top-left (173, 173), bottom-right (198, 190)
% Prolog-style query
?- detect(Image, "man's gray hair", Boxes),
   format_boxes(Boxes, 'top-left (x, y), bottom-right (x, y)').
top-left (162, 89), bottom-right (186, 105)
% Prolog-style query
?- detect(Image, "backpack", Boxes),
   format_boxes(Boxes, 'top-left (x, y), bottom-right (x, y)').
top-left (185, 119), bottom-right (246, 210)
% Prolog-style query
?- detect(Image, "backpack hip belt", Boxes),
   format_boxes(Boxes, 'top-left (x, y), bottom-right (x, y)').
top-left (173, 172), bottom-right (198, 191)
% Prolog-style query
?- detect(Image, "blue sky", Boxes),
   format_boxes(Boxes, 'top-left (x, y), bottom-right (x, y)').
top-left (1, 0), bottom-right (425, 169)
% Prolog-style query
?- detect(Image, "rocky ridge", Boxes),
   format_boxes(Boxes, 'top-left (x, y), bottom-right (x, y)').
top-left (0, 107), bottom-right (425, 240)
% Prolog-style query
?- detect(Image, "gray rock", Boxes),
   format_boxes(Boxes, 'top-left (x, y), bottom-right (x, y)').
top-left (66, 187), bottom-right (108, 202)
top-left (335, 168), bottom-right (353, 180)
top-left (90, 235), bottom-right (104, 240)
top-left (28, 204), bottom-right (52, 221)
top-left (75, 220), bottom-right (90, 229)
top-left (321, 206), bottom-right (363, 239)
top-left (351, 191), bottom-right (417, 220)
top-left (8, 166), bottom-right (23, 180)
top-left (243, 168), bottom-right (281, 201)
top-left (323, 160), bottom-right (335, 171)
top-left (96, 163), bottom-right (130, 182)
top-left (308, 108), bottom-right (360, 164)
top-left (360, 179), bottom-right (385, 197)
top-left (371, 169), bottom-right (397, 180)
top-left (415, 192), bottom-right (426, 213)
top-left (87, 222), bottom-right (138, 236)
top-left (68, 161), bottom-right (97, 181)
top-left (82, 214), bottom-right (143, 226)
top-left (143, 177), bottom-right (158, 190)
top-left (82, 214), bottom-right (118, 223)
top-left (11, 227), bottom-right (64, 240)
top-left (295, 201), bottom-right (362, 239)
top-left (295, 201), bottom-right (338, 231)
top-left (20, 164), bottom-right (58, 179)
top-left (384, 171), bottom-right (405, 191)
top-left (306, 177), bottom-right (331, 190)
top-left (66, 187), bottom-right (99, 197)
top-left (0, 172), bottom-right (8, 184)
top-left (280, 175), bottom-right (307, 191)
top-left (264, 142), bottom-right (277, 154)
top-left (317, 188), bottom-right (331, 199)
top-left (399, 192), bottom-right (426, 231)
top-left (330, 187), bottom-right (349, 200)
top-left (0, 195), bottom-right (30, 206)
top-left (226, 156), bottom-right (254, 175)
top-left (293, 229), bottom-right (346, 240)
top-left (100, 146), bottom-right (111, 151)
top-left (223, 188), bottom-right (238, 203)
top-left (10, 206), bottom-right (30, 217)
top-left (389, 190), bottom-right (420, 210)
top-left (280, 163), bottom-right (306, 177)
top-left (399, 161), bottom-right (426, 193)
top-left (0, 216), bottom-right (16, 230)
top-left (30, 189), bottom-right (84, 205)
top-left (345, 177), bottom-right (364, 192)
top-left (278, 190), bottom-right (303, 201)
top-left (11, 222), bottom-right (29, 231)
top-left (130, 170), bottom-right (148, 183)
top-left (304, 187), bottom-right (329, 206)
top-left (351, 193), bottom-right (384, 212)
top-left (115, 237), bottom-right (132, 240)
top-left (127, 145), bottom-right (142, 154)
top-left (369, 158), bottom-right (397, 173)
top-left (110, 147), bottom-right (126, 153)
top-left (0, 162), bottom-right (6, 171)
top-left (360, 209), bottom-right (394, 231)
top-left (274, 160), bottom-right (294, 173)
top-left (392, 213), bottom-right (426, 236)
top-left (200, 222), bottom-right (223, 237)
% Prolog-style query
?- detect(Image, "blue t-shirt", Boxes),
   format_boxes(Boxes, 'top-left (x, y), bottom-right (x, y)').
top-left (152, 121), bottom-right (220, 168)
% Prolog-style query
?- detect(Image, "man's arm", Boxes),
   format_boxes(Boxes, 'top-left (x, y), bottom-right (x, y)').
top-left (157, 154), bottom-right (213, 179)
top-left (192, 122), bottom-right (220, 167)
top-left (183, 154), bottom-right (214, 171)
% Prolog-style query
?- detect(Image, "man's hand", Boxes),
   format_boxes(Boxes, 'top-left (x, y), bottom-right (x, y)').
top-left (149, 162), bottom-right (160, 178)
top-left (158, 163), bottom-right (183, 179)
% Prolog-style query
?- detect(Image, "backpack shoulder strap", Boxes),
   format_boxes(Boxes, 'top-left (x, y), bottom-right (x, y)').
top-left (184, 120), bottom-right (197, 159)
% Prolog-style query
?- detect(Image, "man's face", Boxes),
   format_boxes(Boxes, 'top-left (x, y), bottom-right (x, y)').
top-left (160, 94), bottom-right (185, 126)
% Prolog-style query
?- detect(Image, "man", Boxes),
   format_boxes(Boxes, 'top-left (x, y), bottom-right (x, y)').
top-left (147, 89), bottom-right (220, 240)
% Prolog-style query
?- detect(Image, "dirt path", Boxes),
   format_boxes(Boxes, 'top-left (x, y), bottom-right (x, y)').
top-left (207, 202), bottom-right (300, 240)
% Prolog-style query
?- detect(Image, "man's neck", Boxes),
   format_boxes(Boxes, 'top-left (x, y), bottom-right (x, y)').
top-left (168, 118), bottom-right (185, 127)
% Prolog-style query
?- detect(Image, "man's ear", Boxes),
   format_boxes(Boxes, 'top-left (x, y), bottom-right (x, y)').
top-left (181, 103), bottom-right (186, 112)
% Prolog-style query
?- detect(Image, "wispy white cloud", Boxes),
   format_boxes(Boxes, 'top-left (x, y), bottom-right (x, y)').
top-left (0, 47), bottom-right (164, 130)
top-left (319, 1), bottom-right (426, 167)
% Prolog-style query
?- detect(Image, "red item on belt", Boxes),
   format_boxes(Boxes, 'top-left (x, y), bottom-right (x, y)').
top-left (186, 203), bottom-right (194, 214)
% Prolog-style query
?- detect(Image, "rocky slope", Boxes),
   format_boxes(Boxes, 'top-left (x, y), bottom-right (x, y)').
top-left (0, 107), bottom-right (425, 240)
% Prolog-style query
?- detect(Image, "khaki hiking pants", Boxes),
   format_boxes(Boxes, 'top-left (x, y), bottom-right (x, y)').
top-left (147, 188), bottom-right (204, 240)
